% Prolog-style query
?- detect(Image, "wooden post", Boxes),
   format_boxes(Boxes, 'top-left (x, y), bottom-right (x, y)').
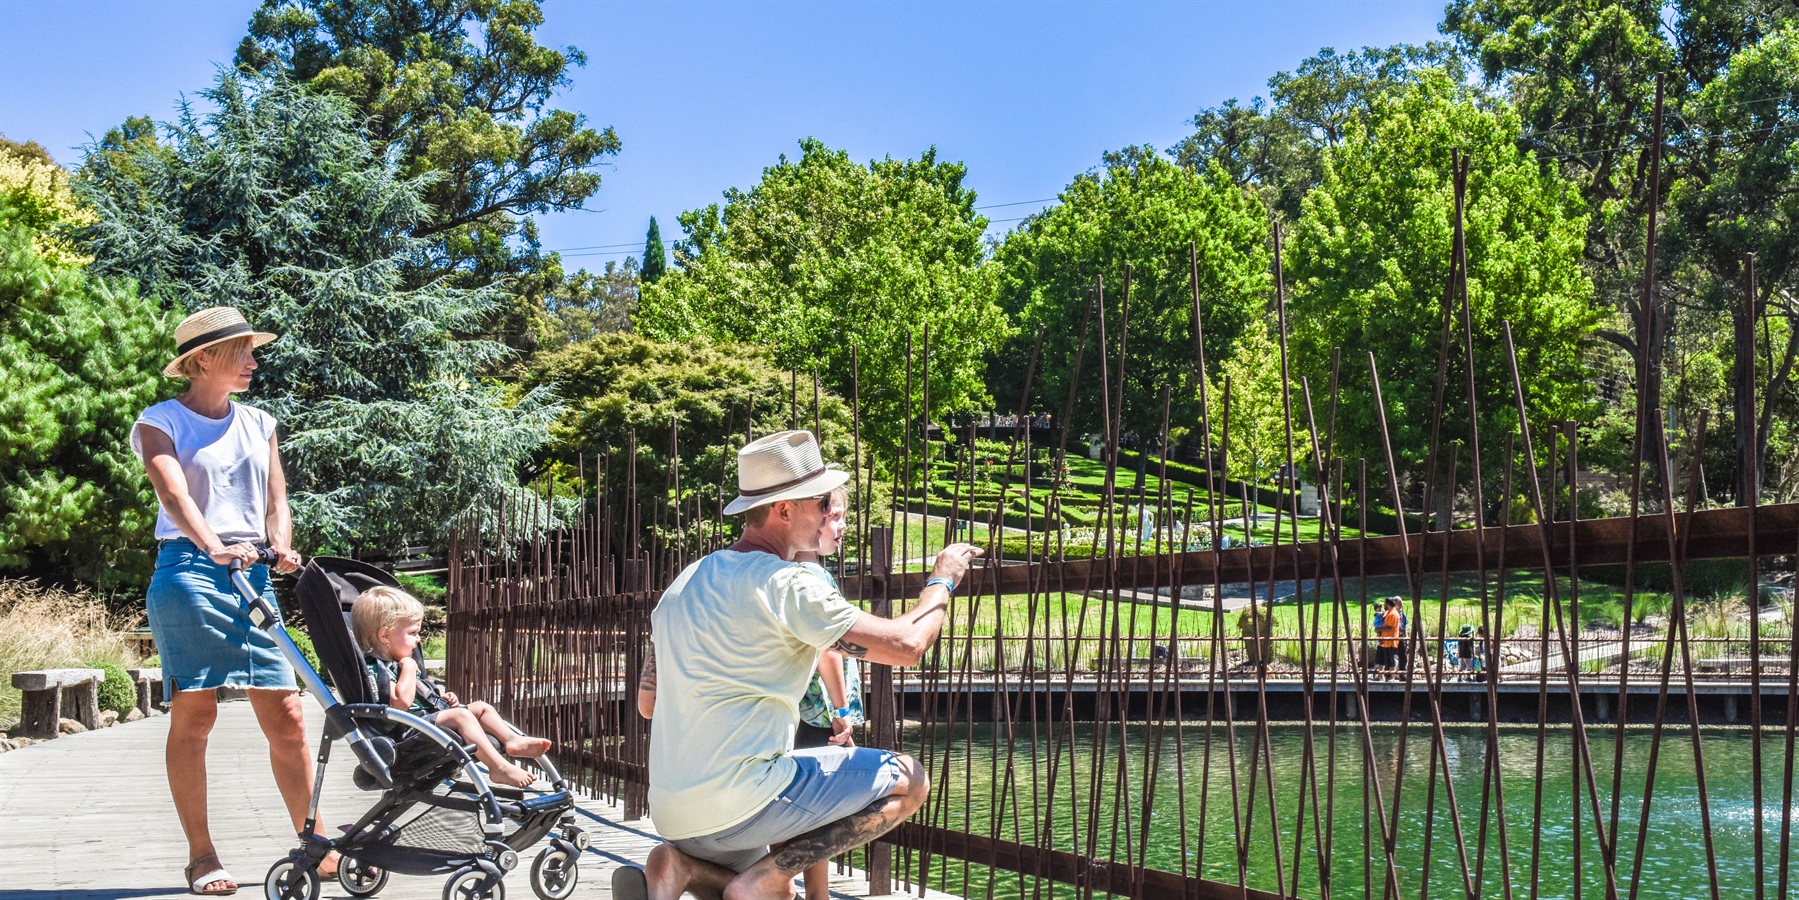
top-left (865, 525), bottom-right (894, 895)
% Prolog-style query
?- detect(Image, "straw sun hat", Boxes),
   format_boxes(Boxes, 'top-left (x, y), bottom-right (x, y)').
top-left (723, 430), bottom-right (850, 516)
top-left (163, 306), bottom-right (278, 377)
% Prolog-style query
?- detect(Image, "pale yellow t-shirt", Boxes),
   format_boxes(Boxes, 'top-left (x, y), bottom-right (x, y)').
top-left (646, 550), bottom-right (861, 840)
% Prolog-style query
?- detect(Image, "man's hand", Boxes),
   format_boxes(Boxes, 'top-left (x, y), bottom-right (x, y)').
top-left (930, 542), bottom-right (984, 587)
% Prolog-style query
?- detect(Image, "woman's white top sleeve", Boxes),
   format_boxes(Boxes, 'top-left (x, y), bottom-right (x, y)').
top-left (130, 399), bottom-right (278, 543)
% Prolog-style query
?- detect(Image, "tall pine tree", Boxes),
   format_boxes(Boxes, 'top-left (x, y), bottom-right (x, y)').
top-left (78, 74), bottom-right (558, 555)
top-left (0, 146), bottom-right (168, 589)
top-left (642, 216), bottom-right (667, 283)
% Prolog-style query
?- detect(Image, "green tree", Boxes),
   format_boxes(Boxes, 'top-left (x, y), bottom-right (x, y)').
top-left (642, 217), bottom-right (667, 283)
top-left (0, 152), bottom-right (168, 589)
top-left (1668, 20), bottom-right (1799, 496)
top-left (525, 333), bottom-right (857, 548)
top-left (991, 147), bottom-right (1270, 475)
top-left (77, 73), bottom-right (557, 555)
top-left (637, 139), bottom-right (1009, 450)
top-left (234, 0), bottom-right (620, 286)
top-left (1209, 316), bottom-right (1290, 527)
top-left (1286, 72), bottom-right (1596, 497)
top-left (1174, 43), bottom-right (1467, 220)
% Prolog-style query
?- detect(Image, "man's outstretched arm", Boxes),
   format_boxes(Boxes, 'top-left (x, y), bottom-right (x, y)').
top-left (834, 543), bottom-right (981, 666)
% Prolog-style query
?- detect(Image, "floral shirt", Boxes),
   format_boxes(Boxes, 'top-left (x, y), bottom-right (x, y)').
top-left (795, 562), bottom-right (864, 729)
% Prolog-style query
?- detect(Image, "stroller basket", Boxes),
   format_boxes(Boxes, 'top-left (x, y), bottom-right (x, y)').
top-left (224, 552), bottom-right (586, 900)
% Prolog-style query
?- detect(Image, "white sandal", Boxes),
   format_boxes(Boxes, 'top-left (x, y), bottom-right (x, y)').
top-left (185, 855), bottom-right (237, 895)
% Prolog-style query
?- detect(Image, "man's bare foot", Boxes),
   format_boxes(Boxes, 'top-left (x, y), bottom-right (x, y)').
top-left (493, 761), bottom-right (536, 787)
top-left (503, 735), bottom-right (553, 758)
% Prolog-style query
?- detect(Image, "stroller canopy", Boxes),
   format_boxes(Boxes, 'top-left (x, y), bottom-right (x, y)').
top-left (295, 556), bottom-right (402, 707)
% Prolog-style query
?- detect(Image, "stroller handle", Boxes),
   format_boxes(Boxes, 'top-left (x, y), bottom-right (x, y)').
top-left (228, 546), bottom-right (281, 571)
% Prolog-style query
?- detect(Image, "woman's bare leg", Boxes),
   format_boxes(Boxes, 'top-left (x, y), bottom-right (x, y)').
top-left (248, 688), bottom-right (339, 876)
top-left (167, 689), bottom-right (220, 865)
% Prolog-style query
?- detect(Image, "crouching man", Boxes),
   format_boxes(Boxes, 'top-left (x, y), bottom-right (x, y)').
top-left (616, 430), bottom-right (980, 900)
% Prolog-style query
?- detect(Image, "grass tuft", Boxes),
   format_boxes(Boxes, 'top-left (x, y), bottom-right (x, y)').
top-left (0, 579), bottom-right (143, 729)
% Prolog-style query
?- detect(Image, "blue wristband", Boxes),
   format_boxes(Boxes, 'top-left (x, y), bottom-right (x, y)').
top-left (925, 576), bottom-right (957, 594)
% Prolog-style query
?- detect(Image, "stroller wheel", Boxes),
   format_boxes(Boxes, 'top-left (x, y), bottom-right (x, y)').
top-left (530, 847), bottom-right (579, 900)
top-left (444, 865), bottom-right (506, 900)
top-left (338, 856), bottom-right (389, 897)
top-left (263, 857), bottom-right (321, 900)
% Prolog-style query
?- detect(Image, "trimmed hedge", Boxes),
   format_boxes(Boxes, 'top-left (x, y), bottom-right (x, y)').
top-left (89, 660), bottom-right (136, 716)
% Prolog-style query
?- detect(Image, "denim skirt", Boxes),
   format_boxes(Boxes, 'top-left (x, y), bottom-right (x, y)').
top-left (146, 538), bottom-right (297, 702)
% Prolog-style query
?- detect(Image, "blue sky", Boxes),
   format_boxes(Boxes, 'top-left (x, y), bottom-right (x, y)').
top-left (1, 0), bottom-right (1445, 269)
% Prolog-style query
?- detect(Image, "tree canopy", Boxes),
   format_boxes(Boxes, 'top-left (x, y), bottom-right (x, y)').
top-left (1285, 72), bottom-right (1596, 484)
top-left (234, 0), bottom-right (620, 286)
top-left (77, 73), bottom-right (556, 555)
top-left (0, 150), bottom-right (167, 588)
top-left (526, 332), bottom-right (858, 548)
top-left (991, 147), bottom-right (1270, 455)
top-left (636, 138), bottom-right (1009, 450)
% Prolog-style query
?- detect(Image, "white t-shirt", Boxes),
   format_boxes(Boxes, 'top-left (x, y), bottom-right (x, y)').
top-left (647, 549), bottom-right (861, 840)
top-left (130, 399), bottom-right (277, 543)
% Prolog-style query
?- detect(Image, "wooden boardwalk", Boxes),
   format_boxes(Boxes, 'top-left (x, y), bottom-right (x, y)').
top-left (0, 699), bottom-right (947, 899)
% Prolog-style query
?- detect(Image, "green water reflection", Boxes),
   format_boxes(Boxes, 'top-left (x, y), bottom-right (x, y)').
top-left (899, 722), bottom-right (1790, 899)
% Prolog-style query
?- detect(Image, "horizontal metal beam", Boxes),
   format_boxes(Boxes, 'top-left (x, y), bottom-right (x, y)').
top-left (886, 822), bottom-right (1285, 900)
top-left (841, 503), bottom-right (1799, 600)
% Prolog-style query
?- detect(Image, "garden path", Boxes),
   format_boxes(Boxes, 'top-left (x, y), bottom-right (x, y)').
top-left (0, 699), bottom-right (949, 900)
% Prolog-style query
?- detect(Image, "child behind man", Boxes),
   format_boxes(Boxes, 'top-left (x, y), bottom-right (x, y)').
top-left (351, 586), bottom-right (549, 787)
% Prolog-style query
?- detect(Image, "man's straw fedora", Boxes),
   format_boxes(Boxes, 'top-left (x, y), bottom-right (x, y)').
top-left (163, 306), bottom-right (278, 377)
top-left (724, 430), bottom-right (850, 515)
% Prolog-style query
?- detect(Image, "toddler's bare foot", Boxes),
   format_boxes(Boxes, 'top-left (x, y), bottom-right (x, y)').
top-left (494, 761), bottom-right (536, 787)
top-left (504, 735), bottom-right (553, 758)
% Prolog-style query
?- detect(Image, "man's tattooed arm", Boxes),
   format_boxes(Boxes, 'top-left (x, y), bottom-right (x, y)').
top-left (831, 636), bottom-right (871, 659)
top-left (638, 644), bottom-right (658, 692)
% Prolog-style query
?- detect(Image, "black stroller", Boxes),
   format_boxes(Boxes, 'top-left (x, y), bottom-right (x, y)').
top-left (225, 552), bottom-right (586, 900)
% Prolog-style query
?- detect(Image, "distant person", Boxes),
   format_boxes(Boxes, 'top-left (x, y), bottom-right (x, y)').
top-left (619, 431), bottom-right (982, 900)
top-left (131, 306), bottom-right (336, 893)
top-left (1375, 597), bottom-right (1405, 680)
top-left (1456, 624), bottom-right (1478, 682)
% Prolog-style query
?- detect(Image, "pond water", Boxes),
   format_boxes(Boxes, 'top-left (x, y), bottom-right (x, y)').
top-left (896, 722), bottom-right (1789, 900)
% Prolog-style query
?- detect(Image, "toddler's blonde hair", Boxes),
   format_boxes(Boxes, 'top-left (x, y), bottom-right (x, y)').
top-left (351, 585), bottom-right (425, 656)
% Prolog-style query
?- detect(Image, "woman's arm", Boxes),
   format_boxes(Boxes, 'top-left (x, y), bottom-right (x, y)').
top-left (138, 424), bottom-right (257, 567)
top-left (264, 435), bottom-right (300, 575)
top-left (390, 657), bottom-right (420, 710)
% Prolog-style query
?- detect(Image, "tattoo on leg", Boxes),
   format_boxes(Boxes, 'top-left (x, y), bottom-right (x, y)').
top-left (770, 797), bottom-right (904, 873)
top-left (831, 637), bottom-right (870, 659)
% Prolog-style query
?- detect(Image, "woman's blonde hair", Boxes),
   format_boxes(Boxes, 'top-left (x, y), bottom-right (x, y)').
top-left (172, 334), bottom-right (257, 380)
top-left (351, 585), bottom-right (425, 655)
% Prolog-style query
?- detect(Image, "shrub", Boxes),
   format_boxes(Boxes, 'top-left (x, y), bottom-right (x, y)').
top-left (286, 627), bottom-right (324, 680)
top-left (0, 579), bottom-right (139, 728)
top-left (88, 660), bottom-right (136, 716)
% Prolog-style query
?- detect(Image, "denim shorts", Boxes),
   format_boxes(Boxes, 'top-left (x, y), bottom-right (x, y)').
top-left (146, 538), bottom-right (297, 702)
top-left (669, 746), bottom-right (904, 873)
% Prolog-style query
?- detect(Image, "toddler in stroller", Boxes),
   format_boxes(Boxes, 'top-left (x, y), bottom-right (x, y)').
top-left (352, 585), bottom-right (550, 787)
top-left (225, 552), bottom-right (587, 900)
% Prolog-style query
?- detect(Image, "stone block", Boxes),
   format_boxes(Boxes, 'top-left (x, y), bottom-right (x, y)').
top-left (124, 707), bottom-right (145, 723)
top-left (10, 668), bottom-right (103, 692)
top-left (100, 710), bottom-right (118, 728)
top-left (58, 717), bottom-right (87, 735)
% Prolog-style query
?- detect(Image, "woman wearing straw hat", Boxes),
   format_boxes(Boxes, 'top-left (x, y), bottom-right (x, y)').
top-left (131, 306), bottom-right (336, 895)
